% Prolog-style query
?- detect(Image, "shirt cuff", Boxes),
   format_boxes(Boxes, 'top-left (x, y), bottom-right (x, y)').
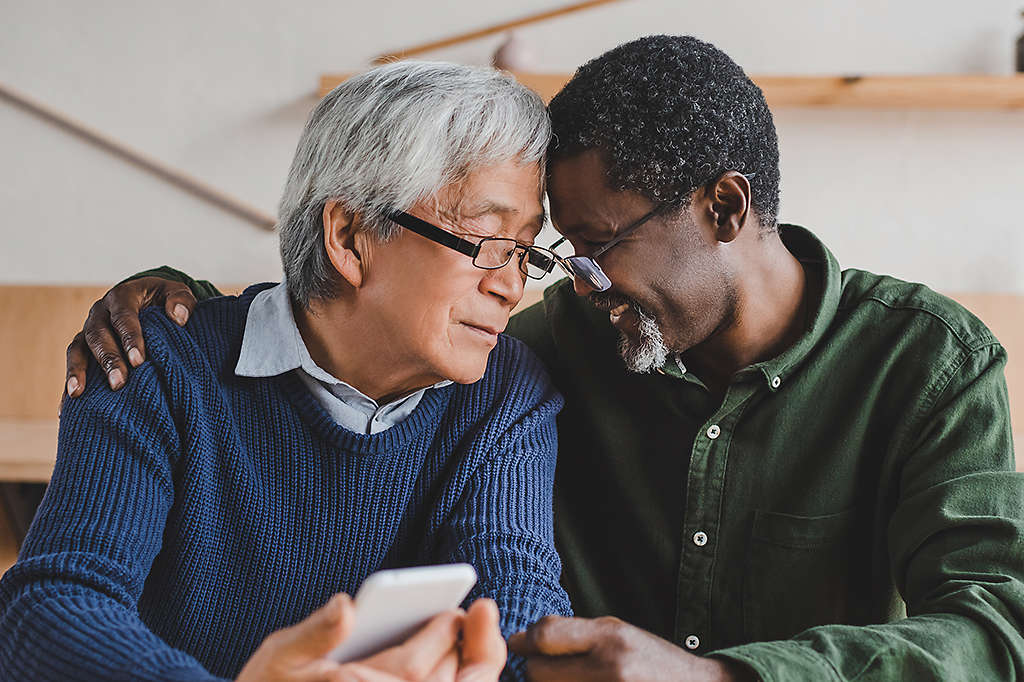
top-left (709, 640), bottom-right (841, 682)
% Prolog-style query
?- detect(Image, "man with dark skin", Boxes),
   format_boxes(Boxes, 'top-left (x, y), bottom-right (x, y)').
top-left (62, 36), bottom-right (1024, 681)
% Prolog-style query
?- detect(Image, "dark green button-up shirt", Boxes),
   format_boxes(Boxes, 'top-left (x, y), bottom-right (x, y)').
top-left (507, 225), bottom-right (1024, 680)
top-left (150, 223), bottom-right (1024, 680)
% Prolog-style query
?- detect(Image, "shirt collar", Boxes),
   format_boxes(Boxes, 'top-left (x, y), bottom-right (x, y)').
top-left (743, 224), bottom-right (842, 391)
top-left (235, 281), bottom-right (307, 378)
top-left (657, 224), bottom-right (841, 392)
top-left (235, 281), bottom-right (452, 399)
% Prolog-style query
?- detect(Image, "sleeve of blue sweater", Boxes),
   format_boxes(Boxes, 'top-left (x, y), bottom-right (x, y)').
top-left (437, 339), bottom-right (573, 680)
top-left (0, 360), bottom-right (228, 681)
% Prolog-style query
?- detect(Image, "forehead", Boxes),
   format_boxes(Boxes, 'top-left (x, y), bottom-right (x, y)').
top-left (546, 150), bottom-right (653, 235)
top-left (547, 149), bottom-right (610, 198)
top-left (440, 160), bottom-right (543, 212)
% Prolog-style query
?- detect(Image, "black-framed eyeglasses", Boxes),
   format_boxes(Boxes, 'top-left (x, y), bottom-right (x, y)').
top-left (548, 207), bottom-right (663, 292)
top-left (388, 210), bottom-right (575, 281)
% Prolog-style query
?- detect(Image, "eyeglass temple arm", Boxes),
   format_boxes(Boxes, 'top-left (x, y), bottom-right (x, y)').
top-left (543, 237), bottom-right (591, 279)
top-left (546, 228), bottom-right (625, 262)
top-left (388, 211), bottom-right (480, 258)
top-left (546, 209), bottom-right (656, 262)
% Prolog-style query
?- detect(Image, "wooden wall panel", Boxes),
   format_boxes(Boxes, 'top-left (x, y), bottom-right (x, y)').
top-left (0, 285), bottom-right (109, 420)
top-left (0, 286), bottom-right (1020, 477)
top-left (948, 293), bottom-right (1023, 467)
top-left (0, 284), bottom-right (245, 420)
top-left (0, 505), bottom-right (18, 574)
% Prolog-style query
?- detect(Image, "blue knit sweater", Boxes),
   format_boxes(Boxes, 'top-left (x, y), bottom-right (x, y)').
top-left (0, 285), bottom-right (571, 680)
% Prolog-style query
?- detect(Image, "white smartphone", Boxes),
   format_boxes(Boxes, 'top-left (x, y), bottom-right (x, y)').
top-left (328, 563), bottom-right (478, 664)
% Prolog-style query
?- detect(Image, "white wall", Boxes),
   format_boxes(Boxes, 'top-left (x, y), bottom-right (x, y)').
top-left (2, 0), bottom-right (1023, 292)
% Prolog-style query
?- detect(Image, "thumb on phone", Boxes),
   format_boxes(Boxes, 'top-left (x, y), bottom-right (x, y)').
top-left (458, 599), bottom-right (506, 680)
top-left (237, 593), bottom-right (357, 682)
top-left (280, 592), bottom-right (356, 658)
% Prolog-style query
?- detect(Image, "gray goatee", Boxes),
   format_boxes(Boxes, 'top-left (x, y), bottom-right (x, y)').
top-left (617, 303), bottom-right (669, 373)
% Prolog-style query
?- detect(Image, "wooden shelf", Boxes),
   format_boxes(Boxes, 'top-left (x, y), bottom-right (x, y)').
top-left (320, 73), bottom-right (1024, 109)
top-left (754, 75), bottom-right (1024, 110)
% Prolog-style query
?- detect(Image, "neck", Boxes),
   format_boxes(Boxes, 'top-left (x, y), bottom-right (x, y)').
top-left (293, 294), bottom-right (438, 404)
top-left (683, 231), bottom-right (809, 392)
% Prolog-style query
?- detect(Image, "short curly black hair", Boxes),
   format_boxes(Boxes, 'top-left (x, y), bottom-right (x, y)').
top-left (548, 35), bottom-right (781, 227)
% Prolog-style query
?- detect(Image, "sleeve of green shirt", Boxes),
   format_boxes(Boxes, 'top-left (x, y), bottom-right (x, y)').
top-left (713, 342), bottom-right (1024, 681)
top-left (121, 266), bottom-right (223, 301)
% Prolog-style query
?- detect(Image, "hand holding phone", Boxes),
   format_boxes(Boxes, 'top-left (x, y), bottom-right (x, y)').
top-left (239, 589), bottom-right (500, 682)
top-left (356, 597), bottom-right (508, 682)
top-left (328, 563), bottom-right (479, 663)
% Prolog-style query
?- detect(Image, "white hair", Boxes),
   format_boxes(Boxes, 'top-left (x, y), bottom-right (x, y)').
top-left (277, 61), bottom-right (551, 307)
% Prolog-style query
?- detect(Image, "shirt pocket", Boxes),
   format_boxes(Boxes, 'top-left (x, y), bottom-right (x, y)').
top-left (743, 506), bottom-right (861, 642)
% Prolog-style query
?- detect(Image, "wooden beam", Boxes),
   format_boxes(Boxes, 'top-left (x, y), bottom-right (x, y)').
top-left (321, 73), bottom-right (1024, 109)
top-left (373, 0), bottom-right (624, 63)
top-left (0, 81), bottom-right (277, 231)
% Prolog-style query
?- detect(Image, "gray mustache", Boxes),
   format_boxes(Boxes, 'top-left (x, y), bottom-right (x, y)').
top-left (589, 292), bottom-right (632, 312)
top-left (589, 293), bottom-right (657, 322)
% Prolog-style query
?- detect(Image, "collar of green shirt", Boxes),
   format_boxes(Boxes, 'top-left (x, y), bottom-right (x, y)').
top-left (656, 225), bottom-right (841, 393)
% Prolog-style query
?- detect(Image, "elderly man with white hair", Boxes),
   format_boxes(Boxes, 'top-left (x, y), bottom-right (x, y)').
top-left (0, 62), bottom-right (572, 681)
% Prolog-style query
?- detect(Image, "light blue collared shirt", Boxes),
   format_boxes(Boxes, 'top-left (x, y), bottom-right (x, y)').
top-left (234, 282), bottom-right (451, 435)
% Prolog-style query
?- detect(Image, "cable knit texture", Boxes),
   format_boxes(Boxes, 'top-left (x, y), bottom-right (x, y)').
top-left (0, 284), bottom-right (571, 681)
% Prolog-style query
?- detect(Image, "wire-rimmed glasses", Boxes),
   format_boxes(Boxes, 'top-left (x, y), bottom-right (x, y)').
top-left (547, 207), bottom-right (662, 292)
top-left (546, 172), bottom-right (759, 292)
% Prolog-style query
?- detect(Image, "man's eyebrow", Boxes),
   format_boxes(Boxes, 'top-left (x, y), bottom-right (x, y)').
top-left (461, 201), bottom-right (519, 218)
top-left (460, 201), bottom-right (547, 232)
top-left (464, 199), bottom-right (540, 220)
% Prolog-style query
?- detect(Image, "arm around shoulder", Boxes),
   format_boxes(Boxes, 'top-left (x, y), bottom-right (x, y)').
top-left (120, 265), bottom-right (223, 300)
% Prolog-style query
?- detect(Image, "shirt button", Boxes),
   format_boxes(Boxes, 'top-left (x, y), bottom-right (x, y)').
top-left (693, 531), bottom-right (708, 546)
top-left (706, 424), bottom-right (721, 439)
top-left (685, 634), bottom-right (700, 650)
top-left (771, 376), bottom-right (781, 388)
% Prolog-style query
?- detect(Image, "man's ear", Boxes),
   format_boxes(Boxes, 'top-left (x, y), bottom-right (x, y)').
top-left (322, 199), bottom-right (366, 289)
top-left (707, 171), bottom-right (751, 244)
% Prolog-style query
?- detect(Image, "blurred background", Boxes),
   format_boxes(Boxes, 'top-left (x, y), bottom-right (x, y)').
top-left (2, 0), bottom-right (1023, 567)
top-left (3, 1), bottom-right (1024, 287)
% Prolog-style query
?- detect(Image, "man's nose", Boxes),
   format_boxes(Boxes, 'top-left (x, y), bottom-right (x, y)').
top-left (481, 257), bottom-right (525, 305)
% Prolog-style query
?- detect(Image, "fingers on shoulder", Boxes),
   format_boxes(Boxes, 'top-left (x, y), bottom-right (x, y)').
top-left (163, 282), bottom-right (198, 326)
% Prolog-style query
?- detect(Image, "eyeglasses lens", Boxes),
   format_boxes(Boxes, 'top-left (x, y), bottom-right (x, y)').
top-left (474, 239), bottom-right (518, 269)
top-left (565, 257), bottom-right (612, 292)
top-left (520, 249), bottom-right (558, 280)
